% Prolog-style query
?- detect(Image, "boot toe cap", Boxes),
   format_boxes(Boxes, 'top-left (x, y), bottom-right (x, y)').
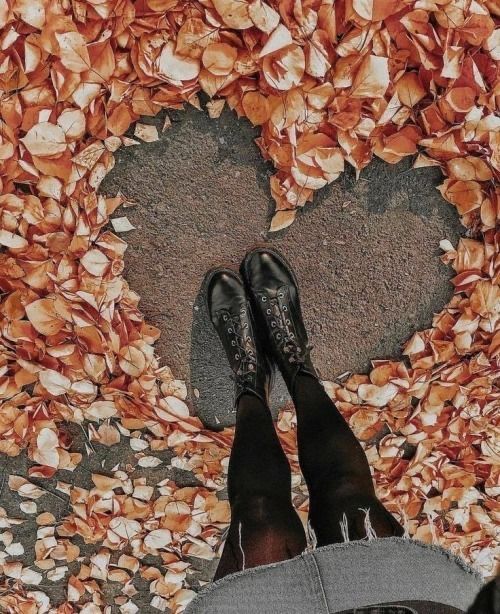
top-left (205, 269), bottom-right (246, 316)
top-left (243, 249), bottom-right (295, 291)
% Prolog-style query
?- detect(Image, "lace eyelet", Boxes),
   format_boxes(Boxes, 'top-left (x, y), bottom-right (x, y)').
top-left (235, 354), bottom-right (239, 359)
top-left (266, 308), bottom-right (271, 315)
top-left (278, 292), bottom-right (284, 299)
top-left (286, 319), bottom-right (291, 325)
top-left (261, 296), bottom-right (267, 302)
top-left (228, 328), bottom-right (233, 333)
top-left (283, 305), bottom-right (288, 311)
top-left (241, 309), bottom-right (246, 315)
top-left (276, 333), bottom-right (281, 340)
top-left (271, 322), bottom-right (276, 327)
top-left (290, 333), bottom-right (295, 339)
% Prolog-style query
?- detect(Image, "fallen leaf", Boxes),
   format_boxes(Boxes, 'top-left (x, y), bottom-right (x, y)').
top-left (39, 370), bottom-right (71, 396)
top-left (25, 298), bottom-right (65, 335)
top-left (157, 41), bottom-right (201, 81)
top-left (21, 122), bottom-right (67, 157)
top-left (351, 55), bottom-right (390, 99)
top-left (80, 249), bottom-right (110, 276)
top-left (269, 210), bottom-right (296, 232)
top-left (55, 31), bottom-right (90, 72)
top-left (134, 123), bottom-right (159, 143)
top-left (111, 217), bottom-right (135, 232)
top-left (202, 43), bottom-right (237, 76)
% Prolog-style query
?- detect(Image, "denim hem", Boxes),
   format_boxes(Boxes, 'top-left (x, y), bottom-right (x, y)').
top-left (184, 537), bottom-right (483, 614)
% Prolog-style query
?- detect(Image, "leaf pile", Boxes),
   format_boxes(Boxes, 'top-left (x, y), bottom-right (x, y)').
top-left (0, 0), bottom-right (499, 611)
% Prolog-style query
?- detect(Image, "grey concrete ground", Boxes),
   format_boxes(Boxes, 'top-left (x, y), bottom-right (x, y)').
top-left (102, 105), bottom-right (463, 427)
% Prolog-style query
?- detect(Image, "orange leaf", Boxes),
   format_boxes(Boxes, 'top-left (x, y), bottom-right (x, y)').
top-left (157, 41), bottom-right (201, 81)
top-left (351, 55), bottom-right (389, 99)
top-left (438, 179), bottom-right (483, 214)
top-left (242, 91), bottom-right (270, 125)
top-left (445, 87), bottom-right (476, 113)
top-left (55, 31), bottom-right (90, 73)
top-left (25, 298), bottom-right (65, 335)
top-left (395, 73), bottom-right (426, 108)
top-left (202, 43), bottom-right (237, 76)
top-left (21, 122), bottom-right (67, 157)
top-left (263, 44), bottom-right (305, 91)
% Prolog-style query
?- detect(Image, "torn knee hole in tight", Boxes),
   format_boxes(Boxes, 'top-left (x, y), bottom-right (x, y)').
top-left (338, 508), bottom-right (376, 542)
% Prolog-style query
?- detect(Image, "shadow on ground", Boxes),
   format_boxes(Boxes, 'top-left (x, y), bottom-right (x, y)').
top-left (101, 106), bottom-right (463, 428)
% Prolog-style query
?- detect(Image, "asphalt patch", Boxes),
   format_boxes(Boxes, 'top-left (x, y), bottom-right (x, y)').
top-left (101, 106), bottom-right (463, 427)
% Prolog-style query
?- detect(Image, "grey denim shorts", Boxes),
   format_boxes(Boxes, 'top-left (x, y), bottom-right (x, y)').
top-left (337, 602), bottom-right (463, 613)
top-left (185, 537), bottom-right (483, 614)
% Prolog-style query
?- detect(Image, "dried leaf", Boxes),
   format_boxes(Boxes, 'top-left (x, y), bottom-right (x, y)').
top-left (259, 24), bottom-right (292, 57)
top-left (269, 210), bottom-right (296, 232)
top-left (212, 0), bottom-right (253, 29)
top-left (202, 43), bottom-right (237, 76)
top-left (25, 298), bottom-right (65, 335)
top-left (351, 55), bottom-right (389, 98)
top-left (157, 41), bottom-right (201, 81)
top-left (263, 44), bottom-right (305, 91)
top-left (249, 0), bottom-right (280, 34)
top-left (112, 217), bottom-right (135, 232)
top-left (21, 122), bottom-right (67, 157)
top-left (206, 99), bottom-right (225, 119)
top-left (119, 345), bottom-right (146, 377)
top-left (0, 229), bottom-right (28, 249)
top-left (242, 91), bottom-right (270, 125)
top-left (144, 529), bottom-right (172, 549)
top-left (55, 31), bottom-right (90, 72)
top-left (39, 370), bottom-right (71, 396)
top-left (134, 123), bottom-right (159, 143)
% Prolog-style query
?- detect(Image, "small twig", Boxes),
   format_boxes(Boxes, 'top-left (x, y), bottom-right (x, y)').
top-left (0, 472), bottom-right (6, 499)
top-left (29, 481), bottom-right (69, 504)
top-left (80, 423), bottom-right (96, 454)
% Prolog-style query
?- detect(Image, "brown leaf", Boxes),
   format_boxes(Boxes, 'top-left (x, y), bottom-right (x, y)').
top-left (55, 31), bottom-right (90, 72)
top-left (21, 122), bottom-right (67, 157)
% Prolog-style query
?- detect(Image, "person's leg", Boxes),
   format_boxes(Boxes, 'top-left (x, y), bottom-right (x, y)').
top-left (214, 393), bottom-right (307, 580)
top-left (292, 372), bottom-right (404, 546)
top-left (205, 268), bottom-right (307, 580)
top-left (240, 248), bottom-right (403, 548)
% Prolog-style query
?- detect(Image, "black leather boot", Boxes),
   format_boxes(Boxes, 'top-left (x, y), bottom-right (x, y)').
top-left (241, 248), bottom-right (319, 394)
top-left (205, 268), bottom-right (274, 407)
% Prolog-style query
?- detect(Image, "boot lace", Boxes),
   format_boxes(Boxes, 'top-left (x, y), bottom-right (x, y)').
top-left (220, 306), bottom-right (257, 383)
top-left (258, 287), bottom-right (307, 365)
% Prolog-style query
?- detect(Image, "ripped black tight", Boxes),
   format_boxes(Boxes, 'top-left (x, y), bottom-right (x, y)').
top-left (214, 375), bottom-right (403, 580)
top-left (214, 394), bottom-right (306, 580)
